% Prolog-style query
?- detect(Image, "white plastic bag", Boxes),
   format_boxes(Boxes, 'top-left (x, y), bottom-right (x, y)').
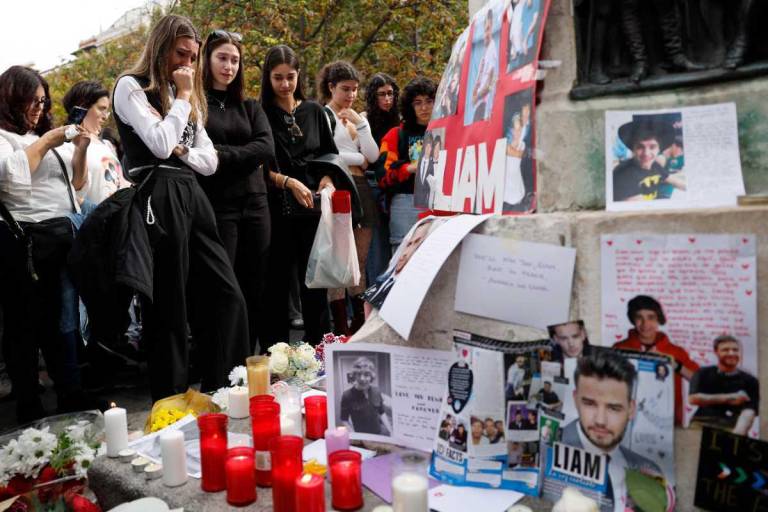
top-left (305, 188), bottom-right (360, 289)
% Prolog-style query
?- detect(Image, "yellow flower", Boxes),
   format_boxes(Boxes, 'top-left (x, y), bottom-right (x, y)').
top-left (150, 408), bottom-right (196, 432)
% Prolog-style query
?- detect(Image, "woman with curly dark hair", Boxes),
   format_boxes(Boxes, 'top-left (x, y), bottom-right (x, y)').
top-left (0, 66), bottom-right (93, 422)
top-left (377, 77), bottom-right (436, 254)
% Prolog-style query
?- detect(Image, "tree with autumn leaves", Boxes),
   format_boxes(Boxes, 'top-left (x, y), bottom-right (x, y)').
top-left (45, 0), bottom-right (467, 123)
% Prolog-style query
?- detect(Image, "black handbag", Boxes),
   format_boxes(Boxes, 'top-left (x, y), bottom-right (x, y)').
top-left (0, 148), bottom-right (77, 280)
top-left (280, 188), bottom-right (321, 217)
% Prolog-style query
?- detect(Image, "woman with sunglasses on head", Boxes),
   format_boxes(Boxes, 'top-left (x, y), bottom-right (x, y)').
top-left (0, 65), bottom-right (93, 422)
top-left (199, 30), bottom-right (275, 355)
top-left (316, 61), bottom-right (378, 335)
top-left (378, 77), bottom-right (436, 255)
top-left (260, 44), bottom-right (337, 348)
top-left (361, 73), bottom-right (400, 285)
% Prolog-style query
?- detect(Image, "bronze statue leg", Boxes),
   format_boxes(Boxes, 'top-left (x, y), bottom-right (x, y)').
top-left (654, 0), bottom-right (706, 71)
top-left (588, 0), bottom-right (613, 84)
top-left (621, 0), bottom-right (648, 82)
top-left (724, 0), bottom-right (755, 69)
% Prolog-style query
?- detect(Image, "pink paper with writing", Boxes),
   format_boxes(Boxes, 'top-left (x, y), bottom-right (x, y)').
top-left (600, 234), bottom-right (758, 435)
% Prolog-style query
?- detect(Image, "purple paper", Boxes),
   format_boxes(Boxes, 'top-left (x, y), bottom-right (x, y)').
top-left (361, 453), bottom-right (440, 503)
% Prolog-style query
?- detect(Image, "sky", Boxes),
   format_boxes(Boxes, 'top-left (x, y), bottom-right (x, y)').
top-left (0, 0), bottom-right (149, 74)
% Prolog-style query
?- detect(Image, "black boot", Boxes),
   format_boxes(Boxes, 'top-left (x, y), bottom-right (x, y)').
top-left (658, 2), bottom-right (705, 72)
top-left (724, 36), bottom-right (748, 69)
top-left (621, 0), bottom-right (648, 83)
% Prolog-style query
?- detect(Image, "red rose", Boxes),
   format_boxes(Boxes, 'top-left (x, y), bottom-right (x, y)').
top-left (37, 465), bottom-right (58, 484)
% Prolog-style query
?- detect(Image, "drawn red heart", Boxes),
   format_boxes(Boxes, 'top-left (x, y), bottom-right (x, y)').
top-left (742, 238), bottom-right (749, 244)
top-left (620, 298), bottom-right (626, 302)
top-left (635, 239), bottom-right (642, 245)
top-left (462, 349), bottom-right (468, 357)
top-left (688, 237), bottom-right (696, 243)
top-left (746, 290), bottom-right (753, 296)
top-left (742, 263), bottom-right (750, 270)
top-left (615, 334), bottom-right (623, 340)
top-left (606, 240), bottom-right (613, 246)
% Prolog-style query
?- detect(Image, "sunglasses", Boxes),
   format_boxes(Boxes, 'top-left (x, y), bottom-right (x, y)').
top-left (208, 29), bottom-right (243, 43)
top-left (283, 113), bottom-right (303, 141)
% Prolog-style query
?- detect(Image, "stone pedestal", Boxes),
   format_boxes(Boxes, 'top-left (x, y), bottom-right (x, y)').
top-left (535, 0), bottom-right (768, 212)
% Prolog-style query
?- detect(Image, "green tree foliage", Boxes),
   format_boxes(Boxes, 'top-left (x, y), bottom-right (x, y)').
top-left (45, 0), bottom-right (467, 122)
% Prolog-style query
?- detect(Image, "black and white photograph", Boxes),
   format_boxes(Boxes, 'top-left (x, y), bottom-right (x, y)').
top-left (332, 351), bottom-right (393, 436)
top-left (501, 89), bottom-right (535, 212)
top-left (414, 127), bottom-right (446, 208)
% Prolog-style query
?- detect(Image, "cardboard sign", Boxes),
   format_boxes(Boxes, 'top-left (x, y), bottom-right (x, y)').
top-left (694, 427), bottom-right (768, 512)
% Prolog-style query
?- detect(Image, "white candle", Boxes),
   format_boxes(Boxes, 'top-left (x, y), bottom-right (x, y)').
top-left (228, 386), bottom-right (249, 419)
top-left (392, 472), bottom-right (429, 512)
top-left (104, 406), bottom-right (128, 457)
top-left (160, 430), bottom-right (188, 487)
top-left (280, 404), bottom-right (303, 437)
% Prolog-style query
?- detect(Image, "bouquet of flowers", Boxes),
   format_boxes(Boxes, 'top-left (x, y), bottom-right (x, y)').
top-left (314, 333), bottom-right (350, 374)
top-left (0, 412), bottom-right (103, 510)
top-left (268, 342), bottom-right (323, 383)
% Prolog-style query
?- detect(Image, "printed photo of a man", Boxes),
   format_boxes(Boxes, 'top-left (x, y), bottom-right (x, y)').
top-left (689, 335), bottom-right (759, 435)
top-left (561, 350), bottom-right (667, 510)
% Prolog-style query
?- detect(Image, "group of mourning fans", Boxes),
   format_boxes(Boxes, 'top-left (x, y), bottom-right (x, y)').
top-left (0, 14), bottom-right (438, 423)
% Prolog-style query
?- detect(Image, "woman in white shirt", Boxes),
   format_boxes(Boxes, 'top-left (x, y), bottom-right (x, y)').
top-left (317, 61), bottom-right (379, 335)
top-left (0, 66), bottom-right (92, 423)
top-left (60, 81), bottom-right (128, 208)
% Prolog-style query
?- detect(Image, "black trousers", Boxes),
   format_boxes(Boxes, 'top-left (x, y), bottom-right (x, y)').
top-left (212, 193), bottom-right (271, 355)
top-left (264, 206), bottom-right (330, 348)
top-left (0, 224), bottom-right (75, 408)
top-left (140, 168), bottom-right (249, 401)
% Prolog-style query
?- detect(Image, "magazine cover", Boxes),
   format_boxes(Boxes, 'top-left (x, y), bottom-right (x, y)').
top-left (429, 330), bottom-right (551, 495)
top-left (539, 345), bottom-right (676, 512)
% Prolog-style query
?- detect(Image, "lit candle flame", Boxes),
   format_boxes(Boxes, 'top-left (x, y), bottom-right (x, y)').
top-left (301, 473), bottom-right (313, 484)
top-left (110, 402), bottom-right (117, 408)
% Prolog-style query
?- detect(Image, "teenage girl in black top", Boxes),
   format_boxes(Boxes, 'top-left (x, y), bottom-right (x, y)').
top-left (199, 30), bottom-right (275, 354)
top-left (261, 45), bottom-right (337, 347)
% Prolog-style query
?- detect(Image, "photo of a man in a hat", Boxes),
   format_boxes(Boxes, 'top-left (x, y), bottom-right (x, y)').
top-left (612, 114), bottom-right (687, 202)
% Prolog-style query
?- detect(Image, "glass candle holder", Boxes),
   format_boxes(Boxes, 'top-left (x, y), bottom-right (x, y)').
top-left (246, 355), bottom-right (270, 397)
top-left (392, 451), bottom-right (429, 512)
top-left (250, 401), bottom-right (281, 487)
top-left (303, 396), bottom-right (328, 440)
top-left (225, 446), bottom-right (257, 506)
top-left (198, 413), bottom-right (228, 492)
top-left (270, 435), bottom-right (304, 512)
top-left (276, 385), bottom-right (303, 437)
top-left (295, 472), bottom-right (325, 512)
top-left (325, 426), bottom-right (350, 457)
top-left (329, 450), bottom-right (363, 510)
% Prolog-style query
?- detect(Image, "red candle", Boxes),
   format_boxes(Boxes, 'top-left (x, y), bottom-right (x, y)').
top-left (251, 401), bottom-right (280, 487)
top-left (198, 413), bottom-right (228, 492)
top-left (295, 473), bottom-right (325, 512)
top-left (303, 396), bottom-right (328, 440)
top-left (329, 450), bottom-right (363, 510)
top-left (225, 446), bottom-right (257, 506)
top-left (270, 436), bottom-right (304, 512)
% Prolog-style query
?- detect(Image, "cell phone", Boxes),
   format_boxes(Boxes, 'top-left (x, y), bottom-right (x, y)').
top-left (67, 106), bottom-right (88, 126)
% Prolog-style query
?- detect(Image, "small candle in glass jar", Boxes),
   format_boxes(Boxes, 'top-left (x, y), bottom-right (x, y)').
top-left (198, 413), bottom-right (228, 492)
top-left (295, 473), bottom-right (324, 512)
top-left (325, 426), bottom-right (350, 456)
top-left (329, 450), bottom-right (363, 510)
top-left (225, 446), bottom-right (257, 506)
top-left (303, 396), bottom-right (328, 440)
top-left (246, 355), bottom-right (270, 397)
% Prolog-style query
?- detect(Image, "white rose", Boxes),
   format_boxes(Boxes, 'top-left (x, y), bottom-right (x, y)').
top-left (270, 352), bottom-right (289, 374)
top-left (268, 342), bottom-right (290, 355)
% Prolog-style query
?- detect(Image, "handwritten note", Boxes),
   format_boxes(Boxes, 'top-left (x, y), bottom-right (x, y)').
top-left (600, 234), bottom-right (757, 432)
top-left (454, 235), bottom-right (576, 329)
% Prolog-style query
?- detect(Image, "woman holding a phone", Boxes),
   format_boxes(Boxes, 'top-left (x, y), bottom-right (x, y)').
top-left (198, 30), bottom-right (275, 355)
top-left (260, 44), bottom-right (338, 348)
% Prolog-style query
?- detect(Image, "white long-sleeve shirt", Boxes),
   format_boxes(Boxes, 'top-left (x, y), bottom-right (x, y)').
top-left (113, 76), bottom-right (217, 175)
top-left (328, 109), bottom-right (379, 168)
top-left (0, 129), bottom-right (80, 222)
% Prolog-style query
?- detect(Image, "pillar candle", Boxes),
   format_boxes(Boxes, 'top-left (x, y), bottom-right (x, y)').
top-left (104, 405), bottom-right (128, 457)
top-left (198, 413), bottom-right (228, 492)
top-left (228, 386), bottom-right (249, 419)
top-left (251, 401), bottom-right (280, 487)
top-left (280, 406), bottom-right (302, 437)
top-left (295, 473), bottom-right (324, 512)
top-left (270, 436), bottom-right (304, 512)
top-left (325, 426), bottom-right (350, 456)
top-left (303, 396), bottom-right (328, 440)
top-left (159, 430), bottom-right (187, 487)
top-left (329, 450), bottom-right (363, 510)
top-left (225, 447), bottom-right (257, 506)
top-left (246, 355), bottom-right (270, 397)
top-left (392, 472), bottom-right (428, 512)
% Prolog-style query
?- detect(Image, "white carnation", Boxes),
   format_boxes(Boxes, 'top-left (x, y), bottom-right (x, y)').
top-left (228, 366), bottom-right (248, 387)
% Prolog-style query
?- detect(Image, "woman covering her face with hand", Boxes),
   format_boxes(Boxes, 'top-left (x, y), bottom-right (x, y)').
top-left (316, 61), bottom-right (379, 335)
top-left (199, 30), bottom-right (275, 355)
top-left (261, 44), bottom-right (337, 348)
